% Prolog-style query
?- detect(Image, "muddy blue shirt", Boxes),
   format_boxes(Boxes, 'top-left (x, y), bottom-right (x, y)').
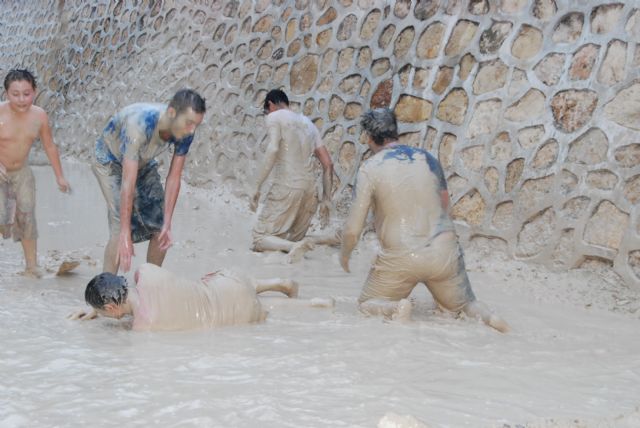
top-left (95, 103), bottom-right (193, 166)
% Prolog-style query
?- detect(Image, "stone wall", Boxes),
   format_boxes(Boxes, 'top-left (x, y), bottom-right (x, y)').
top-left (1, 0), bottom-right (640, 287)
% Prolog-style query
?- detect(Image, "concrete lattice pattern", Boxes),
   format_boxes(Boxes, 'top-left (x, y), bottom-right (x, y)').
top-left (1, 0), bottom-right (640, 286)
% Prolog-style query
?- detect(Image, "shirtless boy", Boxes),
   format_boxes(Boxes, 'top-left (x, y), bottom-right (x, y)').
top-left (93, 89), bottom-right (205, 274)
top-left (340, 108), bottom-right (508, 333)
top-left (0, 69), bottom-right (70, 277)
top-left (69, 263), bottom-right (301, 331)
top-left (250, 89), bottom-right (337, 263)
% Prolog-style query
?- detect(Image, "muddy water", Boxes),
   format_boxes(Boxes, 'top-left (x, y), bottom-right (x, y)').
top-left (1, 163), bottom-right (639, 428)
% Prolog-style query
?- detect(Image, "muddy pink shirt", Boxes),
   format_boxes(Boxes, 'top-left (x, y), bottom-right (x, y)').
top-left (131, 263), bottom-right (264, 331)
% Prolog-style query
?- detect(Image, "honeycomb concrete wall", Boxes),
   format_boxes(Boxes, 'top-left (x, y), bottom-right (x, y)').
top-left (1, 0), bottom-right (640, 287)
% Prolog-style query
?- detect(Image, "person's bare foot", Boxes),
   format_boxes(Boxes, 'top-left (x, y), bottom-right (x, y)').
top-left (391, 299), bottom-right (412, 322)
top-left (283, 279), bottom-right (299, 298)
top-left (20, 266), bottom-right (45, 279)
top-left (286, 239), bottom-right (314, 263)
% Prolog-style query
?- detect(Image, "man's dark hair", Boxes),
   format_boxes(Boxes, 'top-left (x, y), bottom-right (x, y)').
top-left (169, 89), bottom-right (206, 114)
top-left (263, 89), bottom-right (289, 112)
top-left (85, 273), bottom-right (129, 310)
top-left (360, 108), bottom-right (399, 146)
top-left (4, 69), bottom-right (37, 91)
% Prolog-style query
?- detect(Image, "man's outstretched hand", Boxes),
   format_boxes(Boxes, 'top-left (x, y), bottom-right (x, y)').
top-left (68, 309), bottom-right (98, 321)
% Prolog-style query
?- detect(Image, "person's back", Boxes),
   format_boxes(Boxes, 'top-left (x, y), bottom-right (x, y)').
top-left (132, 263), bottom-right (263, 331)
top-left (356, 145), bottom-right (455, 251)
top-left (267, 109), bottom-right (318, 189)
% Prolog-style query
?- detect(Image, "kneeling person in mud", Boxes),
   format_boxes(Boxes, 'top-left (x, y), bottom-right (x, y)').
top-left (340, 108), bottom-right (508, 333)
top-left (250, 89), bottom-right (337, 263)
top-left (70, 263), bottom-right (300, 331)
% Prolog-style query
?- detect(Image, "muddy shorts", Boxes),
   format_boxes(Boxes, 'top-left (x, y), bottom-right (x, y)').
top-left (92, 160), bottom-right (164, 243)
top-left (252, 182), bottom-right (318, 249)
top-left (0, 164), bottom-right (37, 241)
top-left (359, 232), bottom-right (476, 312)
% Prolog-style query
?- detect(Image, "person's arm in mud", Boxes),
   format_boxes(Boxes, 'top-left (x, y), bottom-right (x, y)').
top-left (38, 108), bottom-right (70, 192)
top-left (67, 308), bottom-right (98, 321)
top-left (250, 117), bottom-right (280, 212)
top-left (156, 152), bottom-right (186, 251)
top-left (314, 133), bottom-right (333, 228)
top-left (340, 168), bottom-right (373, 273)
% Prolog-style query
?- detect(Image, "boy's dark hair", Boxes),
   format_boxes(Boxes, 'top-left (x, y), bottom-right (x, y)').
top-left (360, 108), bottom-right (399, 146)
top-left (4, 69), bottom-right (37, 91)
top-left (85, 273), bottom-right (129, 310)
top-left (169, 89), bottom-right (206, 114)
top-left (263, 89), bottom-right (289, 112)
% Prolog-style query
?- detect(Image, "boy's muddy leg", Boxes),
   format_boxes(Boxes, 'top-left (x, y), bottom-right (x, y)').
top-left (359, 298), bottom-right (412, 322)
top-left (255, 278), bottom-right (299, 298)
top-left (20, 238), bottom-right (43, 278)
top-left (462, 300), bottom-right (509, 333)
top-left (147, 233), bottom-right (167, 267)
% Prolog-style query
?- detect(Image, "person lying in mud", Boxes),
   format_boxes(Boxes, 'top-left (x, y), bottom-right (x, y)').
top-left (250, 89), bottom-right (338, 263)
top-left (0, 69), bottom-right (71, 278)
top-left (69, 262), bottom-right (303, 331)
top-left (340, 108), bottom-right (509, 333)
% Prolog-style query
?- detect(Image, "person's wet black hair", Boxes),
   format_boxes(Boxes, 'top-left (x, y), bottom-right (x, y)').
top-left (360, 108), bottom-right (399, 146)
top-left (85, 273), bottom-right (128, 310)
top-left (169, 89), bottom-right (206, 114)
top-left (263, 89), bottom-right (289, 113)
top-left (4, 69), bottom-right (37, 91)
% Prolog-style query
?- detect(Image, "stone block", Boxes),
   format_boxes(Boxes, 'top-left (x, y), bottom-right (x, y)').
top-left (461, 145), bottom-right (484, 172)
top-left (379, 24), bottom-right (396, 50)
top-left (505, 89), bottom-right (546, 122)
top-left (517, 125), bottom-right (545, 150)
top-left (451, 189), bottom-right (486, 226)
top-left (586, 169), bottom-right (618, 191)
top-left (468, 0), bottom-right (489, 15)
top-left (552, 12), bottom-right (584, 44)
top-left (438, 133), bottom-right (457, 169)
top-left (550, 89), bottom-right (598, 133)
top-left (516, 207), bottom-right (556, 257)
top-left (357, 47), bottom-right (372, 69)
top-left (614, 144), bottom-right (640, 168)
top-left (493, 201), bottom-right (514, 229)
top-left (344, 102), bottom-right (362, 120)
top-left (505, 158), bottom-right (524, 193)
top-left (479, 20), bottom-right (513, 54)
top-left (417, 21), bottom-right (445, 59)
top-left (413, 67), bottom-right (430, 89)
top-left (590, 3), bottom-right (624, 34)
top-left (414, 0), bottom-right (439, 20)
top-left (534, 53), bottom-right (565, 86)
top-left (551, 228), bottom-right (575, 268)
top-left (394, 26), bottom-right (415, 59)
top-left (337, 48), bottom-right (355, 73)
top-left (560, 169), bottom-right (579, 194)
top-left (532, 139), bottom-right (559, 169)
top-left (485, 167), bottom-right (500, 194)
top-left (432, 66), bottom-right (454, 95)
top-left (623, 175), bottom-right (640, 205)
top-left (473, 59), bottom-right (508, 95)
top-left (569, 44), bottom-right (600, 81)
top-left (490, 132), bottom-right (512, 162)
top-left (466, 99), bottom-right (501, 138)
top-left (597, 39), bottom-right (627, 85)
top-left (371, 57), bottom-right (391, 77)
top-left (290, 54), bottom-right (318, 94)
top-left (500, 0), bottom-right (527, 13)
top-left (511, 25), bottom-right (543, 60)
top-left (567, 127), bottom-right (609, 165)
top-left (316, 7), bottom-right (337, 26)
top-left (583, 200), bottom-right (628, 250)
top-left (458, 53), bottom-right (476, 80)
top-left (370, 78), bottom-right (393, 108)
top-left (328, 95), bottom-right (345, 120)
top-left (360, 9), bottom-right (381, 40)
top-left (520, 174), bottom-right (554, 205)
top-left (395, 95), bottom-right (433, 123)
top-left (604, 80), bottom-right (640, 131)
top-left (533, 0), bottom-right (557, 21)
top-left (394, 0), bottom-right (412, 18)
top-left (562, 196), bottom-right (590, 221)
top-left (337, 13), bottom-right (357, 41)
top-left (445, 20), bottom-right (479, 56)
top-left (339, 74), bottom-right (362, 95)
top-left (437, 88), bottom-right (469, 126)
top-left (627, 9), bottom-right (640, 38)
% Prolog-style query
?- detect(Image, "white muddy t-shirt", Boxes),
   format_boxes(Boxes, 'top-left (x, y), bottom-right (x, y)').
top-left (131, 263), bottom-right (264, 331)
